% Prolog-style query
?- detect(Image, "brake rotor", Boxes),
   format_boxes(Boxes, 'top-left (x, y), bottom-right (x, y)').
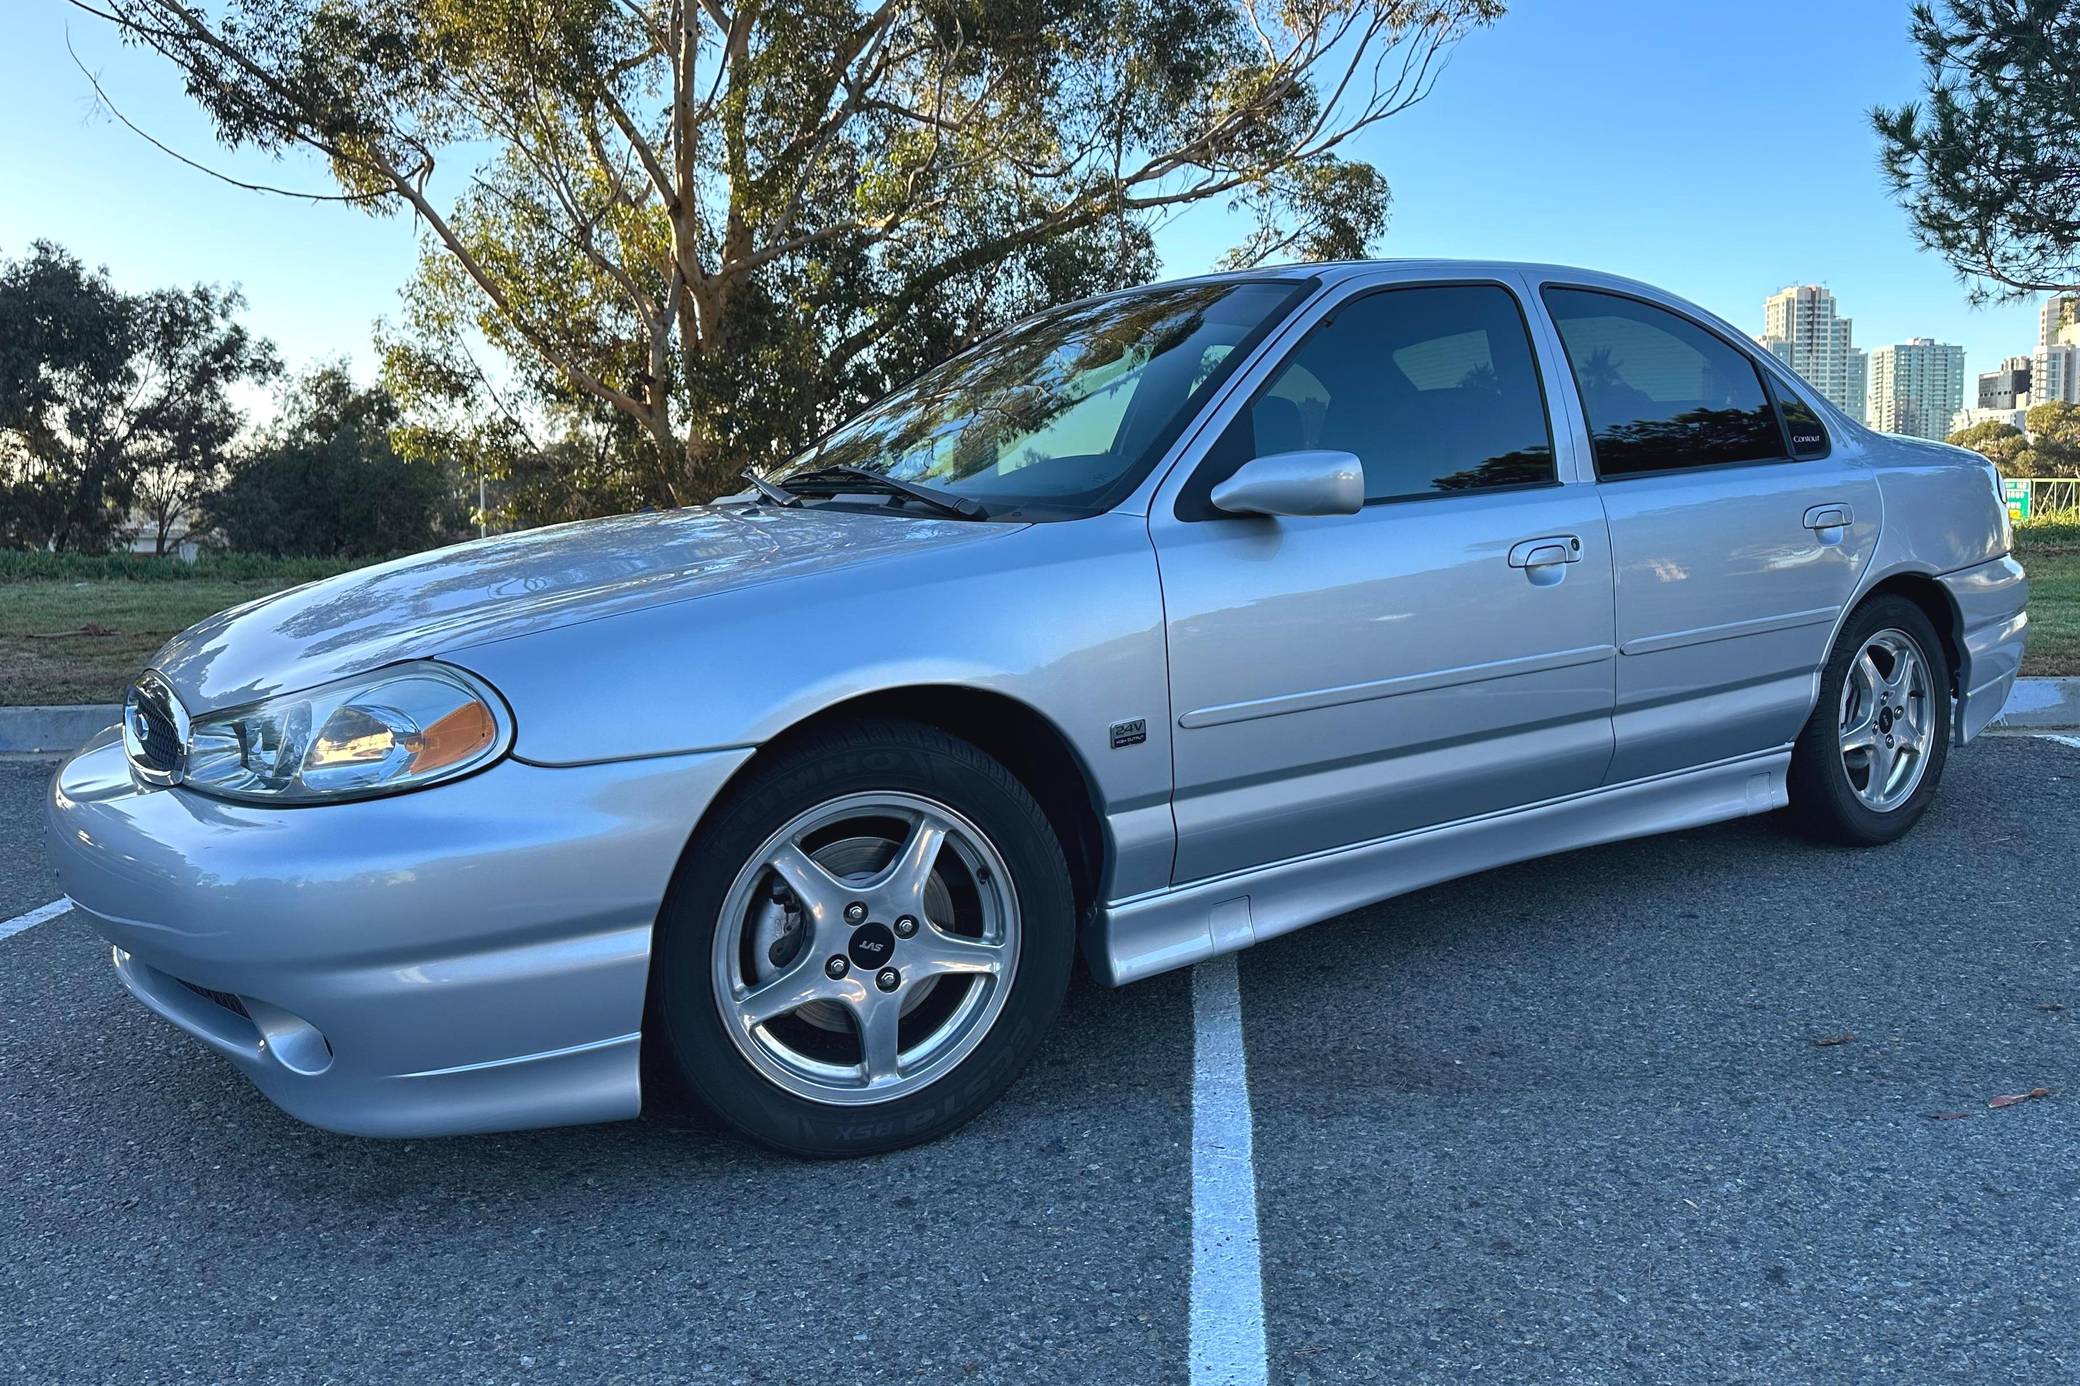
top-left (749, 833), bottom-right (954, 1033)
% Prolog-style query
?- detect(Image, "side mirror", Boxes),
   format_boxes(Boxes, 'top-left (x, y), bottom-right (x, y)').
top-left (1209, 450), bottom-right (1364, 518)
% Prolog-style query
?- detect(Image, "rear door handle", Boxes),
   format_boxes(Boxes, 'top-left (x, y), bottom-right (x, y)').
top-left (1803, 503), bottom-right (1853, 531)
top-left (1508, 535), bottom-right (1581, 568)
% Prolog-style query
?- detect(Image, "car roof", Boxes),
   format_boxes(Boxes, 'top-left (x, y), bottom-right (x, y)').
top-left (1165, 258), bottom-right (1666, 294)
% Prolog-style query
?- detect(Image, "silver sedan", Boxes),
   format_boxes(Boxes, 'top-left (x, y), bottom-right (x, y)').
top-left (47, 261), bottom-right (2028, 1155)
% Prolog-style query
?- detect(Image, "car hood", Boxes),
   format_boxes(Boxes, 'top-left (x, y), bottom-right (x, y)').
top-left (150, 506), bottom-right (1019, 712)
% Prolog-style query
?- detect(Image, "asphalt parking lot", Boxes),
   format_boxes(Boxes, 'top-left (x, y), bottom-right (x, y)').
top-left (4, 737), bottom-right (2076, 1385)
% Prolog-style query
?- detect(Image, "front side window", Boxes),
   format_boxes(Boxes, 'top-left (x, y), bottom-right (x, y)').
top-left (774, 279), bottom-right (1307, 520)
top-left (1543, 288), bottom-right (1783, 478)
top-left (1186, 283), bottom-right (1557, 514)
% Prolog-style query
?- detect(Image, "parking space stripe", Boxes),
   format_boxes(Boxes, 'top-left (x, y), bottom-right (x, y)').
top-left (2035, 733), bottom-right (2080, 750)
top-left (1190, 953), bottom-right (1268, 1386)
top-left (0, 897), bottom-right (72, 942)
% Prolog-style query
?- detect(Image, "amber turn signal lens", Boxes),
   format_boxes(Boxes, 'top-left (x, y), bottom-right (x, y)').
top-left (408, 700), bottom-right (499, 774)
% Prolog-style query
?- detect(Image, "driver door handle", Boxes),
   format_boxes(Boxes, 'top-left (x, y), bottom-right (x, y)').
top-left (1507, 535), bottom-right (1582, 568)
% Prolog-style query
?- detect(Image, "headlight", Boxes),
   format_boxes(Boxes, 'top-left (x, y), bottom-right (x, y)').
top-left (180, 662), bottom-right (512, 804)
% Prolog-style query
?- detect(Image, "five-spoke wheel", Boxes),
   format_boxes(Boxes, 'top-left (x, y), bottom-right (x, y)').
top-left (654, 719), bottom-right (1074, 1156)
top-left (1790, 594), bottom-right (1951, 845)
top-left (713, 793), bottom-right (1019, 1104)
top-left (1837, 628), bottom-right (1934, 813)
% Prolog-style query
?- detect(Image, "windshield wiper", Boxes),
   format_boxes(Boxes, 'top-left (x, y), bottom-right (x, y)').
top-left (738, 467), bottom-right (800, 507)
top-left (783, 464), bottom-right (988, 519)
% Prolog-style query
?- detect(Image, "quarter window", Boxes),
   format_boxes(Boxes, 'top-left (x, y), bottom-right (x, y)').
top-left (1543, 288), bottom-right (1783, 478)
top-left (1772, 382), bottom-right (1831, 458)
top-left (1188, 283), bottom-right (1556, 513)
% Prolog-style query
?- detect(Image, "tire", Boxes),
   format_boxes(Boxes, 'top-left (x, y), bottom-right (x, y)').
top-left (1787, 595), bottom-right (1952, 846)
top-left (653, 718), bottom-right (1074, 1157)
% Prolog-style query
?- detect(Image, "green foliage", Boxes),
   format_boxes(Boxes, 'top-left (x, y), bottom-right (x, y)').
top-left (2026, 400), bottom-right (2080, 464)
top-left (1873, 0), bottom-right (2080, 300)
top-left (0, 241), bottom-right (278, 552)
top-left (1947, 417), bottom-right (2033, 467)
top-left (96, 0), bottom-right (1503, 507)
top-left (2015, 512), bottom-right (2080, 552)
top-left (205, 364), bottom-right (467, 557)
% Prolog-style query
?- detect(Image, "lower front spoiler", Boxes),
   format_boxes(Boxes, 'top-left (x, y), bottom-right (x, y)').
top-left (108, 944), bottom-right (641, 1139)
top-left (50, 733), bottom-right (757, 1139)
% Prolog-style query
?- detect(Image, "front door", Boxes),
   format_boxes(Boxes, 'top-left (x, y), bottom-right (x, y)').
top-left (1151, 277), bottom-right (1618, 885)
top-left (1535, 284), bottom-right (1880, 783)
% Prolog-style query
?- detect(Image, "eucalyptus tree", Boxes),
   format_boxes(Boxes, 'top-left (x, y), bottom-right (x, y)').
top-left (85, 0), bottom-right (1502, 503)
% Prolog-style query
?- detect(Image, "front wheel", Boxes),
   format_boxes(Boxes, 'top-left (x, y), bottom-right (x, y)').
top-left (653, 719), bottom-right (1074, 1156)
top-left (1787, 595), bottom-right (1952, 846)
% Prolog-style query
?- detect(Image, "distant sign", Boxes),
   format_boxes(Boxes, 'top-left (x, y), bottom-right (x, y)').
top-left (2002, 477), bottom-right (2032, 521)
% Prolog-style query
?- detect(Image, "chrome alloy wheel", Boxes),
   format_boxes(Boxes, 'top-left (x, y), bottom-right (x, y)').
top-left (710, 792), bottom-right (1020, 1105)
top-left (1838, 627), bottom-right (1934, 813)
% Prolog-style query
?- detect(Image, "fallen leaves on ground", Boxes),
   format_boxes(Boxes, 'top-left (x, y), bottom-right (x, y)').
top-left (1988, 1087), bottom-right (2053, 1109)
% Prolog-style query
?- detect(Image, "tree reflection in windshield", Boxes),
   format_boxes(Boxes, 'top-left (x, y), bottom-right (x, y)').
top-left (776, 280), bottom-right (1305, 518)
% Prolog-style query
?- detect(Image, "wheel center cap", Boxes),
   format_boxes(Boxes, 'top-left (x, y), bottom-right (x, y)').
top-left (1879, 706), bottom-right (1894, 733)
top-left (848, 922), bottom-right (896, 970)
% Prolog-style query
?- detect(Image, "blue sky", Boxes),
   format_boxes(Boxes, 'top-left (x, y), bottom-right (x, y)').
top-left (0, 0), bottom-right (2047, 395)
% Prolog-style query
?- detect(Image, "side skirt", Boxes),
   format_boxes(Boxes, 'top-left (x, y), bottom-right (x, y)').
top-left (1086, 749), bottom-right (1790, 986)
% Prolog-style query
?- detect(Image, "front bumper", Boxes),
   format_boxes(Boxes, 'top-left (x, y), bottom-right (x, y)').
top-left (1939, 554), bottom-right (2029, 744)
top-left (46, 730), bottom-right (752, 1137)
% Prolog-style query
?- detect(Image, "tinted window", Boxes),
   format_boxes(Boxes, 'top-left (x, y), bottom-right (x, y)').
top-left (776, 280), bottom-right (1305, 519)
top-left (1188, 284), bottom-right (1556, 512)
top-left (1772, 381), bottom-right (1830, 458)
top-left (1543, 288), bottom-right (1783, 477)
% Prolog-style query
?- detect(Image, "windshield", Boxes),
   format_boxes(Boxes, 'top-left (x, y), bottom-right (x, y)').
top-left (773, 278), bottom-right (1311, 519)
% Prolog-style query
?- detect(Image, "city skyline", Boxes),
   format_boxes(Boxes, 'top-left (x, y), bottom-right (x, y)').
top-left (1752, 283), bottom-right (2080, 441)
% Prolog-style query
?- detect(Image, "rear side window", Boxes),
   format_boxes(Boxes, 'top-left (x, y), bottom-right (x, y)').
top-left (1185, 283), bottom-right (1556, 513)
top-left (1543, 288), bottom-right (1783, 478)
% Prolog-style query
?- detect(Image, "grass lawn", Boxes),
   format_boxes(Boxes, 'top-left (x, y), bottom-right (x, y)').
top-left (2013, 518), bottom-right (2078, 676)
top-left (1, 580), bottom-right (293, 705)
top-left (0, 554), bottom-right (358, 706)
top-left (1, 522), bottom-right (2077, 706)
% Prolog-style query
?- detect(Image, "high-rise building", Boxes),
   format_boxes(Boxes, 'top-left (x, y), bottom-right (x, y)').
top-left (2033, 293), bottom-right (2080, 407)
top-left (1759, 285), bottom-right (1866, 424)
top-left (2041, 293), bottom-right (2080, 344)
top-left (1978, 356), bottom-right (2032, 410)
top-left (1868, 338), bottom-right (1966, 440)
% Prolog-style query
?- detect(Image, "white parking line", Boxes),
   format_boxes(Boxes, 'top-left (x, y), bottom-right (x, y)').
top-left (0, 897), bottom-right (72, 942)
top-left (1190, 953), bottom-right (1268, 1386)
top-left (2036, 733), bottom-right (2080, 750)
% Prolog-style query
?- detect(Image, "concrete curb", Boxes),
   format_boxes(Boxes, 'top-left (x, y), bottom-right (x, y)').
top-left (1988, 677), bottom-right (2080, 731)
top-left (3, 678), bottom-right (2079, 754)
top-left (0, 705), bottom-right (119, 755)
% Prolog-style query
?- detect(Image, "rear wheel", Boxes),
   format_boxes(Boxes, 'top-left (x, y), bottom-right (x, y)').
top-left (654, 719), bottom-right (1074, 1156)
top-left (1787, 595), bottom-right (1951, 846)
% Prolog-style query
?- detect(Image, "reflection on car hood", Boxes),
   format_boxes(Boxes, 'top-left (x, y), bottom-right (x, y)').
top-left (150, 506), bottom-right (1016, 711)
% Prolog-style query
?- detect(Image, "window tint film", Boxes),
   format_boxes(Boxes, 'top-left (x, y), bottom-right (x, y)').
top-left (1192, 284), bottom-right (1556, 511)
top-left (777, 279), bottom-right (1305, 519)
top-left (1543, 288), bottom-right (1783, 477)
top-left (1773, 382), bottom-right (1830, 458)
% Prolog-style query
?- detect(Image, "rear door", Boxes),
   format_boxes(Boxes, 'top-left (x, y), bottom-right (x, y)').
top-left (1533, 283), bottom-right (1879, 782)
top-left (1150, 272), bottom-right (1617, 884)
